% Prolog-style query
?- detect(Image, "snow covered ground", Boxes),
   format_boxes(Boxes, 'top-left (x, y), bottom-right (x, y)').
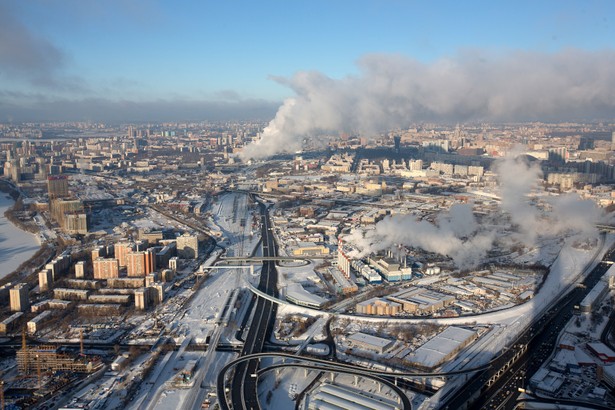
top-left (133, 192), bottom-right (263, 410)
top-left (0, 194), bottom-right (40, 279)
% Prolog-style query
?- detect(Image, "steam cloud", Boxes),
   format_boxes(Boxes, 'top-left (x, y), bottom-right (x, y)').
top-left (241, 50), bottom-right (615, 160)
top-left (348, 152), bottom-right (604, 269)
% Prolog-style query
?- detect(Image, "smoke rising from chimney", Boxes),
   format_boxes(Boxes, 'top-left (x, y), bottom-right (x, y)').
top-left (241, 50), bottom-right (615, 160)
top-left (347, 152), bottom-right (603, 269)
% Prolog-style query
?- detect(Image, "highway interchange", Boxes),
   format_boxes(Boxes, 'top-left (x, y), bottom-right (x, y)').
top-left (212, 195), bottom-right (615, 410)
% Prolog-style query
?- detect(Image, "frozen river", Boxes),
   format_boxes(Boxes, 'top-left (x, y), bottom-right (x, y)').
top-left (0, 194), bottom-right (40, 279)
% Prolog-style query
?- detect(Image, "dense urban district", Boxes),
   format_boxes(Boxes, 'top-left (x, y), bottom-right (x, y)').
top-left (2, 121), bottom-right (615, 410)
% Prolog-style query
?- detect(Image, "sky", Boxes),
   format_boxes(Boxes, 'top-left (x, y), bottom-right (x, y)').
top-left (0, 0), bottom-right (614, 122)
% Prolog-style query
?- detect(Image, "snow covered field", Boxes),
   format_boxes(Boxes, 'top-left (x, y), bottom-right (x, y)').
top-left (0, 194), bottom-right (40, 279)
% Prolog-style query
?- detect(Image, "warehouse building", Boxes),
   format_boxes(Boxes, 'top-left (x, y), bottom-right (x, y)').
top-left (405, 326), bottom-right (478, 369)
top-left (346, 332), bottom-right (395, 354)
top-left (356, 298), bottom-right (402, 316)
top-left (308, 382), bottom-right (399, 410)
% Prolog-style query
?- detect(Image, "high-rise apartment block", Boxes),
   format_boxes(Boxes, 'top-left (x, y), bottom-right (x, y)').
top-left (10, 284), bottom-right (30, 312)
top-left (47, 175), bottom-right (69, 199)
top-left (38, 269), bottom-right (53, 291)
top-left (74, 261), bottom-right (86, 278)
top-left (176, 233), bottom-right (199, 259)
top-left (114, 242), bottom-right (135, 267)
top-left (93, 258), bottom-right (120, 279)
top-left (126, 249), bottom-right (156, 277)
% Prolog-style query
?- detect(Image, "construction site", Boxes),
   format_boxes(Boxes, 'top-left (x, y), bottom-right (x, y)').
top-left (0, 330), bottom-right (103, 409)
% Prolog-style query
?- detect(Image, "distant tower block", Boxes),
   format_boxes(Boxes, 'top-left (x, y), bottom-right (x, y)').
top-left (612, 131), bottom-right (615, 151)
top-left (38, 269), bottom-right (53, 292)
top-left (10, 284), bottom-right (30, 312)
top-left (394, 135), bottom-right (401, 153)
top-left (74, 261), bottom-right (86, 278)
top-left (169, 257), bottom-right (179, 273)
top-left (47, 175), bottom-right (69, 199)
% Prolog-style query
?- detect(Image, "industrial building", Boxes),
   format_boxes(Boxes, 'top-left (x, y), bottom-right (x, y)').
top-left (580, 280), bottom-right (609, 313)
top-left (292, 242), bottom-right (330, 257)
top-left (405, 326), bottom-right (478, 369)
top-left (308, 382), bottom-right (399, 410)
top-left (346, 332), bottom-right (395, 354)
top-left (368, 256), bottom-right (412, 282)
top-left (387, 287), bottom-right (455, 314)
top-left (586, 342), bottom-right (615, 363)
top-left (285, 283), bottom-right (327, 309)
top-left (356, 298), bottom-right (402, 316)
top-left (328, 267), bottom-right (358, 294)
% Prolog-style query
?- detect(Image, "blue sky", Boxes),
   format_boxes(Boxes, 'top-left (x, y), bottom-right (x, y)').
top-left (1, 0), bottom-right (614, 121)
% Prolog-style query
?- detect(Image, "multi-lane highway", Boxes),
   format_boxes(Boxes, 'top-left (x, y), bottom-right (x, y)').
top-left (221, 197), bottom-right (278, 410)
top-left (441, 247), bottom-right (615, 410)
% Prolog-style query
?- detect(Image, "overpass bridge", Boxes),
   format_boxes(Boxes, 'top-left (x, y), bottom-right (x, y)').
top-left (596, 224), bottom-right (615, 233)
top-left (219, 256), bottom-right (318, 264)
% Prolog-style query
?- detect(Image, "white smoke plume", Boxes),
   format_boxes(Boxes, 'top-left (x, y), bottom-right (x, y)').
top-left (241, 49), bottom-right (615, 160)
top-left (348, 151), bottom-right (604, 269)
top-left (494, 148), bottom-right (543, 244)
top-left (351, 204), bottom-right (496, 269)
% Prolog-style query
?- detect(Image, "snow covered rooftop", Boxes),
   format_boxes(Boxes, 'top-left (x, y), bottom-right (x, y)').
top-left (406, 326), bottom-right (478, 369)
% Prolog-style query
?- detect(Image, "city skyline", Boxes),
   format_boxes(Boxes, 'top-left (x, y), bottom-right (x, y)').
top-left (1, 0), bottom-right (615, 122)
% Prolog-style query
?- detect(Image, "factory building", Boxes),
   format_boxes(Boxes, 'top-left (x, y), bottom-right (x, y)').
top-left (308, 383), bottom-right (399, 410)
top-left (405, 326), bottom-right (478, 369)
top-left (292, 242), bottom-right (330, 257)
top-left (346, 332), bottom-right (395, 354)
top-left (388, 288), bottom-right (455, 314)
top-left (327, 267), bottom-right (357, 294)
top-left (356, 298), bottom-right (402, 316)
top-left (285, 283), bottom-right (327, 309)
top-left (580, 280), bottom-right (609, 313)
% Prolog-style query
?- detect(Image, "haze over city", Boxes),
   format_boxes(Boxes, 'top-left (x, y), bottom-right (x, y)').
top-left (2, 1), bottom-right (615, 410)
